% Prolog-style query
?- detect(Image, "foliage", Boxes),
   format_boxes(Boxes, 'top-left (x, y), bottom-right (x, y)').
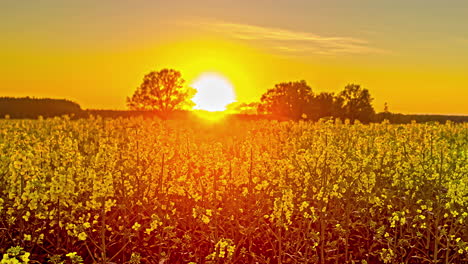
top-left (308, 92), bottom-right (342, 120)
top-left (1, 246), bottom-right (30, 264)
top-left (0, 117), bottom-right (467, 263)
top-left (258, 80), bottom-right (314, 120)
top-left (336, 84), bottom-right (375, 122)
top-left (258, 82), bottom-right (376, 122)
top-left (126, 69), bottom-right (195, 118)
top-left (0, 97), bottom-right (83, 119)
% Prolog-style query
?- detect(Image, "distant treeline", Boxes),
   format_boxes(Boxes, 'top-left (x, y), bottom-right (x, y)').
top-left (0, 97), bottom-right (84, 119)
top-left (374, 112), bottom-right (468, 124)
top-left (1, 97), bottom-right (467, 123)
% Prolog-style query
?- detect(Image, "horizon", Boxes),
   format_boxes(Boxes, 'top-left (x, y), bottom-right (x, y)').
top-left (1, 0), bottom-right (468, 115)
top-left (3, 96), bottom-right (468, 118)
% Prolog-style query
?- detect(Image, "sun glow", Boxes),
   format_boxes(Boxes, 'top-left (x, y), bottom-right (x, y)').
top-left (191, 72), bottom-right (236, 112)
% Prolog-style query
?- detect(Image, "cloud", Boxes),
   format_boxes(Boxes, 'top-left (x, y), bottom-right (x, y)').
top-left (194, 21), bottom-right (386, 56)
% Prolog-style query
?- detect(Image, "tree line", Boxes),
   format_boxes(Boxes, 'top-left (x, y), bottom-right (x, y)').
top-left (1, 69), bottom-right (467, 123)
top-left (127, 69), bottom-right (374, 123)
top-left (0, 97), bottom-right (84, 119)
top-left (229, 81), bottom-right (375, 122)
top-left (126, 69), bottom-right (467, 123)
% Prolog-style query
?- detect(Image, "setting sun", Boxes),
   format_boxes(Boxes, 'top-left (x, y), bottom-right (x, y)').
top-left (191, 72), bottom-right (236, 112)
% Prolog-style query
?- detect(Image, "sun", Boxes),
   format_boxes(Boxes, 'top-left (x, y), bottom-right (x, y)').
top-left (191, 73), bottom-right (236, 112)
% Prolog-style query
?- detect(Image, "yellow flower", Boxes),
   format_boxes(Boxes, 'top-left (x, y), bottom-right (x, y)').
top-left (78, 232), bottom-right (87, 241)
top-left (132, 222), bottom-right (141, 231)
top-left (66, 252), bottom-right (77, 258)
top-left (201, 215), bottom-right (210, 224)
top-left (20, 252), bottom-right (30, 263)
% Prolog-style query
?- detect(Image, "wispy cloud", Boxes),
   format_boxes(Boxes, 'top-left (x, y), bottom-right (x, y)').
top-left (192, 20), bottom-right (386, 56)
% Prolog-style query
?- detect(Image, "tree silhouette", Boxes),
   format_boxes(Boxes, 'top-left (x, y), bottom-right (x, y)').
top-left (308, 92), bottom-right (342, 120)
top-left (336, 84), bottom-right (375, 122)
top-left (127, 69), bottom-right (195, 118)
top-left (258, 80), bottom-right (314, 120)
top-left (0, 97), bottom-right (83, 119)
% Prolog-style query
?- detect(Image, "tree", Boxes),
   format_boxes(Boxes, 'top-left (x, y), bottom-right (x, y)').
top-left (258, 80), bottom-right (314, 120)
top-left (308, 92), bottom-right (342, 121)
top-left (336, 84), bottom-right (375, 122)
top-left (127, 69), bottom-right (195, 118)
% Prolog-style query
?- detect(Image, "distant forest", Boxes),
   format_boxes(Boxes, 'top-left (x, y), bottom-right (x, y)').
top-left (0, 97), bottom-right (84, 119)
top-left (0, 96), bottom-right (467, 124)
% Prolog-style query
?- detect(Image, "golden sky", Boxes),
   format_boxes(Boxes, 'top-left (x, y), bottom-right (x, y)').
top-left (1, 0), bottom-right (467, 114)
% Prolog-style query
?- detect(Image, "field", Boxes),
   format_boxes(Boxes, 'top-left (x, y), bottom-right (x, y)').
top-left (0, 116), bottom-right (467, 264)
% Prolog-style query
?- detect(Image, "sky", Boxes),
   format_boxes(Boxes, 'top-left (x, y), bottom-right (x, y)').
top-left (1, 0), bottom-right (467, 114)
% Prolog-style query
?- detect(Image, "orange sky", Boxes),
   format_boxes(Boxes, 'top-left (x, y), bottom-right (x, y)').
top-left (1, 0), bottom-right (467, 114)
